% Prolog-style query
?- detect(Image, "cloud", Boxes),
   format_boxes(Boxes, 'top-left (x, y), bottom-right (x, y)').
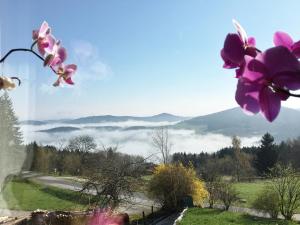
top-left (21, 120), bottom-right (261, 157)
top-left (71, 40), bottom-right (113, 82)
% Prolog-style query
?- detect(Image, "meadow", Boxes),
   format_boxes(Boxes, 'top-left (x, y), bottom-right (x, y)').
top-left (0, 179), bottom-right (93, 211)
top-left (178, 208), bottom-right (297, 225)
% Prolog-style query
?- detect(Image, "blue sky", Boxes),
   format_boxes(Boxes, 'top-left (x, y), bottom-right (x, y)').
top-left (1, 0), bottom-right (300, 120)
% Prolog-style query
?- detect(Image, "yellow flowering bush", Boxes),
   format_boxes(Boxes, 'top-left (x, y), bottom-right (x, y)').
top-left (148, 163), bottom-right (207, 209)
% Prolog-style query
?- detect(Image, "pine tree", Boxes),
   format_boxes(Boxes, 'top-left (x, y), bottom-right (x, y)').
top-left (0, 92), bottom-right (23, 147)
top-left (0, 91), bottom-right (24, 190)
top-left (255, 133), bottom-right (278, 175)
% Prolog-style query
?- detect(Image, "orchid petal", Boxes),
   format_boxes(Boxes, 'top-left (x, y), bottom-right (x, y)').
top-left (39, 21), bottom-right (50, 38)
top-left (247, 37), bottom-right (256, 47)
top-left (235, 78), bottom-right (261, 115)
top-left (221, 50), bottom-right (238, 69)
top-left (65, 64), bottom-right (77, 70)
top-left (232, 19), bottom-right (248, 44)
top-left (43, 35), bottom-right (56, 54)
top-left (273, 31), bottom-right (293, 50)
top-left (53, 78), bottom-right (61, 87)
top-left (292, 40), bottom-right (300, 58)
top-left (64, 77), bottom-right (74, 85)
top-left (57, 47), bottom-right (67, 63)
top-left (222, 33), bottom-right (245, 65)
top-left (259, 86), bottom-right (281, 122)
top-left (263, 46), bottom-right (300, 78)
top-left (242, 56), bottom-right (265, 82)
top-left (273, 71), bottom-right (300, 91)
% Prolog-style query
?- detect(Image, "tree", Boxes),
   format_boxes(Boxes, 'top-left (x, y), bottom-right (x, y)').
top-left (252, 187), bottom-right (279, 219)
top-left (232, 136), bottom-right (242, 181)
top-left (0, 92), bottom-right (24, 191)
top-left (81, 146), bottom-right (145, 208)
top-left (269, 164), bottom-right (300, 220)
top-left (206, 179), bottom-right (221, 208)
top-left (148, 163), bottom-right (207, 210)
top-left (255, 133), bottom-right (278, 174)
top-left (67, 135), bottom-right (97, 153)
top-left (67, 135), bottom-right (97, 175)
top-left (152, 127), bottom-right (172, 164)
top-left (232, 136), bottom-right (253, 181)
top-left (218, 182), bottom-right (239, 210)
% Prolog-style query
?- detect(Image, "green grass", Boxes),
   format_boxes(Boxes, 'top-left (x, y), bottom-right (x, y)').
top-left (179, 208), bottom-right (298, 225)
top-left (233, 180), bottom-right (268, 208)
top-left (0, 179), bottom-right (94, 211)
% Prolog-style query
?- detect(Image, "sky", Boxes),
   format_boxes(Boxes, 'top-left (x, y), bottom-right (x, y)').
top-left (1, 0), bottom-right (300, 120)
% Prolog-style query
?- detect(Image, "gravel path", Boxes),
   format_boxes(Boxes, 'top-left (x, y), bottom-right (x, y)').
top-left (31, 175), bottom-right (158, 215)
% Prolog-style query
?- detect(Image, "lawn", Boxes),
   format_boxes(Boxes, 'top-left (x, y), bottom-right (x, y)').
top-left (179, 208), bottom-right (298, 225)
top-left (233, 180), bottom-right (268, 208)
top-left (0, 179), bottom-right (93, 211)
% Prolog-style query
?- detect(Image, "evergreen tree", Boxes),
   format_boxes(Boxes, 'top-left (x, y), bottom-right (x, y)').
top-left (0, 92), bottom-right (23, 147)
top-left (255, 133), bottom-right (278, 175)
top-left (0, 91), bottom-right (24, 190)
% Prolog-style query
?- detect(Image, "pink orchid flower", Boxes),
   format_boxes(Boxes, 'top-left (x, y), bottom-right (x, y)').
top-left (88, 209), bottom-right (124, 225)
top-left (236, 46), bottom-right (300, 122)
top-left (273, 31), bottom-right (300, 58)
top-left (53, 64), bottom-right (76, 86)
top-left (44, 41), bottom-right (67, 67)
top-left (32, 21), bottom-right (55, 55)
top-left (221, 20), bottom-right (257, 77)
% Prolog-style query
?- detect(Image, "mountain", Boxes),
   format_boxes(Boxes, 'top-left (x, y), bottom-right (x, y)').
top-left (176, 107), bottom-right (300, 141)
top-left (66, 113), bottom-right (188, 124)
top-left (20, 120), bottom-right (48, 125)
top-left (22, 113), bottom-right (188, 125)
top-left (39, 126), bottom-right (81, 133)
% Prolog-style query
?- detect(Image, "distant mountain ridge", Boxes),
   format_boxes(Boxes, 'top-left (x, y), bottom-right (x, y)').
top-left (23, 108), bottom-right (300, 141)
top-left (21, 113), bottom-right (189, 125)
top-left (176, 107), bottom-right (300, 141)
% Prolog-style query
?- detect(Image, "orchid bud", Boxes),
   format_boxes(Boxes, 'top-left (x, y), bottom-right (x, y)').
top-left (0, 76), bottom-right (17, 90)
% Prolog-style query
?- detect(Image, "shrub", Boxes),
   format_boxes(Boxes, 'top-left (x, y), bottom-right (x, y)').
top-left (206, 180), bottom-right (221, 208)
top-left (218, 182), bottom-right (239, 210)
top-left (269, 164), bottom-right (300, 220)
top-left (252, 188), bottom-right (279, 218)
top-left (148, 163), bottom-right (207, 210)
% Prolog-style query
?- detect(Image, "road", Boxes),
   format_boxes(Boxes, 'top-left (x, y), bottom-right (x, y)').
top-left (30, 175), bottom-right (158, 215)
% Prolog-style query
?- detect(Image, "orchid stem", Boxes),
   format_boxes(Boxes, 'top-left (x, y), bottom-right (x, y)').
top-left (0, 48), bottom-right (43, 63)
top-left (274, 86), bottom-right (300, 98)
top-left (0, 44), bottom-right (57, 74)
top-left (287, 92), bottom-right (300, 98)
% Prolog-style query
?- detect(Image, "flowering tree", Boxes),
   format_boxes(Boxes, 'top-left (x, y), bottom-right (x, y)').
top-left (0, 21), bottom-right (77, 90)
top-left (221, 20), bottom-right (300, 122)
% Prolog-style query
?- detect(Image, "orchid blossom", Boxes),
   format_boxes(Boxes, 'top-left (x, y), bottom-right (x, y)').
top-left (88, 209), bottom-right (125, 225)
top-left (221, 20), bottom-right (257, 77)
top-left (222, 20), bottom-right (300, 122)
top-left (0, 21), bottom-right (77, 89)
top-left (273, 31), bottom-right (300, 58)
top-left (53, 64), bottom-right (77, 86)
top-left (32, 21), bottom-right (55, 55)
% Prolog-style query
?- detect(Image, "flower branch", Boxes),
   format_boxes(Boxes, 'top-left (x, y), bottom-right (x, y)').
top-left (0, 21), bottom-right (77, 91)
top-left (221, 19), bottom-right (300, 122)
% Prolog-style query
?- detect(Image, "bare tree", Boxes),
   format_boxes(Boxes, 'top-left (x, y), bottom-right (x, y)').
top-left (67, 135), bottom-right (97, 152)
top-left (81, 146), bottom-right (147, 208)
top-left (152, 127), bottom-right (172, 164)
top-left (269, 164), bottom-right (300, 220)
top-left (66, 135), bottom-right (97, 175)
top-left (218, 182), bottom-right (239, 210)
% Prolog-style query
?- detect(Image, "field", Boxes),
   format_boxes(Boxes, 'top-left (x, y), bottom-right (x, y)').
top-left (178, 208), bottom-right (297, 225)
top-left (0, 179), bottom-right (93, 211)
top-left (233, 180), bottom-right (268, 208)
